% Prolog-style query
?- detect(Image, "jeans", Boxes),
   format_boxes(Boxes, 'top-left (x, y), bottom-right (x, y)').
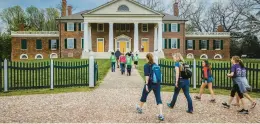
top-left (169, 79), bottom-right (193, 112)
top-left (140, 84), bottom-right (162, 105)
top-left (111, 62), bottom-right (115, 72)
top-left (127, 65), bottom-right (132, 75)
top-left (120, 63), bottom-right (125, 73)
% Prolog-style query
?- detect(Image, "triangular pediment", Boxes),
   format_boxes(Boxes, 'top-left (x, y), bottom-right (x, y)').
top-left (82, 0), bottom-right (163, 16)
top-left (115, 34), bottom-right (132, 41)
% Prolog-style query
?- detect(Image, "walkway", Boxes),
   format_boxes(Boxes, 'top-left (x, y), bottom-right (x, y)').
top-left (0, 68), bottom-right (259, 123)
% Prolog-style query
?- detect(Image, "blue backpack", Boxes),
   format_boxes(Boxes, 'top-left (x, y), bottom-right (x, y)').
top-left (150, 64), bottom-right (162, 84)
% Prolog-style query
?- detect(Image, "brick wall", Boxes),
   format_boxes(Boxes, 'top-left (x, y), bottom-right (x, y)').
top-left (11, 37), bottom-right (59, 61)
top-left (185, 37), bottom-right (230, 59)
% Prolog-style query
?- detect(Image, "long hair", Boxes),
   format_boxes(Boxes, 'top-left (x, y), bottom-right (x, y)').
top-left (203, 60), bottom-right (211, 70)
top-left (172, 53), bottom-right (185, 62)
top-left (232, 56), bottom-right (245, 68)
top-left (146, 53), bottom-right (154, 64)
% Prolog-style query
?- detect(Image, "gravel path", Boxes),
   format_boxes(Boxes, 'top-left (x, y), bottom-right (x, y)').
top-left (0, 68), bottom-right (260, 123)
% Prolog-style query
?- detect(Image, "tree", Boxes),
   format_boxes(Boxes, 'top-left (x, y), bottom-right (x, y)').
top-left (136, 0), bottom-right (166, 12)
top-left (25, 6), bottom-right (45, 31)
top-left (0, 6), bottom-right (25, 33)
top-left (240, 33), bottom-right (260, 57)
top-left (44, 8), bottom-right (60, 31)
top-left (0, 32), bottom-right (11, 60)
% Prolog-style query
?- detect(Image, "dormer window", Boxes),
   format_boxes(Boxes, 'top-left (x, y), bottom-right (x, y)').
top-left (118, 5), bottom-right (129, 11)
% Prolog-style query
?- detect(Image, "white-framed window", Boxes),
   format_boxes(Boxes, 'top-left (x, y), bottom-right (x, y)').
top-left (121, 24), bottom-right (126, 32)
top-left (67, 22), bottom-right (74, 31)
top-left (81, 23), bottom-right (84, 31)
top-left (20, 54), bottom-right (28, 59)
top-left (200, 54), bottom-right (208, 59)
top-left (97, 23), bottom-right (104, 32)
top-left (214, 40), bottom-right (221, 50)
top-left (171, 38), bottom-right (178, 49)
top-left (214, 54), bottom-right (222, 59)
top-left (35, 54), bottom-right (43, 59)
top-left (142, 24), bottom-right (148, 32)
top-left (51, 40), bottom-right (57, 50)
top-left (186, 53), bottom-right (194, 59)
top-left (126, 24), bottom-right (130, 32)
top-left (200, 40), bottom-right (207, 50)
top-left (142, 38), bottom-right (149, 42)
top-left (171, 23), bottom-right (178, 32)
top-left (187, 40), bottom-right (193, 50)
top-left (117, 42), bottom-right (120, 49)
top-left (118, 5), bottom-right (130, 11)
top-left (67, 38), bottom-right (74, 49)
top-left (50, 53), bottom-right (58, 59)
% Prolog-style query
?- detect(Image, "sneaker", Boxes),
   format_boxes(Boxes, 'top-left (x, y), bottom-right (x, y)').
top-left (194, 96), bottom-right (201, 100)
top-left (210, 99), bottom-right (216, 103)
top-left (158, 115), bottom-right (164, 121)
top-left (167, 103), bottom-right (173, 109)
top-left (238, 109), bottom-right (249, 114)
top-left (251, 102), bottom-right (256, 109)
top-left (222, 102), bottom-right (230, 109)
top-left (186, 110), bottom-right (193, 114)
top-left (136, 105), bottom-right (142, 114)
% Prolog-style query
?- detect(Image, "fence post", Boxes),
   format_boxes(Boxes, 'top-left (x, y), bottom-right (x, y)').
top-left (154, 51), bottom-right (159, 65)
top-left (89, 51), bottom-right (95, 88)
top-left (193, 58), bottom-right (196, 89)
top-left (50, 59), bottom-right (54, 90)
top-left (4, 59), bottom-right (8, 92)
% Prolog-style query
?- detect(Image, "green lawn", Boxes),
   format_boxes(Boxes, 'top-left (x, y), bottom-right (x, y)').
top-left (0, 59), bottom-right (111, 96)
top-left (136, 59), bottom-right (260, 98)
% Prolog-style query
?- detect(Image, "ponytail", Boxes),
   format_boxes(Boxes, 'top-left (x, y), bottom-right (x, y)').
top-left (239, 59), bottom-right (245, 68)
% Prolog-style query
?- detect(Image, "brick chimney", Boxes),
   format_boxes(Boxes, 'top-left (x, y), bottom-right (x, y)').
top-left (173, 2), bottom-right (179, 16)
top-left (67, 6), bottom-right (72, 16)
top-left (19, 23), bottom-right (24, 31)
top-left (62, 0), bottom-right (67, 17)
top-left (217, 25), bottom-right (224, 32)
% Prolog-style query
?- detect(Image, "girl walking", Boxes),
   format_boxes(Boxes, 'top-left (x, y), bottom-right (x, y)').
top-left (119, 53), bottom-right (126, 75)
top-left (167, 53), bottom-right (193, 113)
top-left (136, 53), bottom-right (164, 121)
top-left (194, 60), bottom-right (216, 102)
top-left (110, 52), bottom-right (116, 72)
top-left (126, 53), bottom-right (133, 76)
top-left (222, 56), bottom-right (248, 114)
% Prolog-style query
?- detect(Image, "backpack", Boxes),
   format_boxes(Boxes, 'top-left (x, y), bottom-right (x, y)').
top-left (180, 63), bottom-right (192, 79)
top-left (149, 64), bottom-right (162, 84)
top-left (121, 56), bottom-right (126, 63)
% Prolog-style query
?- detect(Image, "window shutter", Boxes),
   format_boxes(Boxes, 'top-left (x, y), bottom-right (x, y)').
top-left (21, 39), bottom-right (27, 49)
top-left (164, 24), bottom-right (167, 32)
top-left (207, 40), bottom-right (209, 50)
top-left (178, 24), bottom-right (180, 32)
top-left (65, 23), bottom-right (67, 31)
top-left (168, 39), bottom-right (171, 49)
top-left (74, 23), bottom-right (76, 31)
top-left (162, 38), bottom-right (165, 49)
top-left (168, 24), bottom-right (172, 32)
top-left (65, 39), bottom-right (67, 49)
top-left (49, 40), bottom-right (51, 49)
top-left (199, 40), bottom-right (202, 50)
top-left (213, 40), bottom-right (216, 50)
top-left (221, 40), bottom-right (224, 50)
top-left (74, 39), bottom-right (77, 49)
top-left (185, 40), bottom-right (188, 50)
top-left (164, 39), bottom-right (167, 49)
top-left (78, 23), bottom-right (81, 31)
top-left (177, 39), bottom-right (180, 49)
top-left (193, 40), bottom-right (195, 50)
top-left (56, 39), bottom-right (59, 49)
top-left (162, 23), bottom-right (164, 32)
top-left (82, 39), bottom-right (84, 49)
top-left (36, 40), bottom-right (42, 49)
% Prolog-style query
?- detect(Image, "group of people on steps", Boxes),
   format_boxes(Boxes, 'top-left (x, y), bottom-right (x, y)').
top-left (133, 53), bottom-right (257, 121)
top-left (110, 49), bottom-right (139, 76)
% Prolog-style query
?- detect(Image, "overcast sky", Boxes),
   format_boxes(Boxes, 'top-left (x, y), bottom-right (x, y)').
top-left (0, 0), bottom-right (227, 32)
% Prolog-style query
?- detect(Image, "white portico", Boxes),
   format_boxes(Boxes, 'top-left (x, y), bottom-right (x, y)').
top-left (81, 0), bottom-right (164, 59)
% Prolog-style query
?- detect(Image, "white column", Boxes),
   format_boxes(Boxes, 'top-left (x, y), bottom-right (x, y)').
top-left (89, 51), bottom-right (94, 87)
top-left (88, 26), bottom-right (92, 51)
top-left (109, 22), bottom-right (114, 52)
top-left (134, 22), bottom-right (139, 52)
top-left (154, 26), bottom-right (158, 51)
top-left (83, 22), bottom-right (89, 52)
top-left (157, 22), bottom-right (163, 52)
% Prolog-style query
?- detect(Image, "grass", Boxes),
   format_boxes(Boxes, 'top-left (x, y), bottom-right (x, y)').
top-left (0, 59), bottom-right (111, 96)
top-left (136, 59), bottom-right (260, 98)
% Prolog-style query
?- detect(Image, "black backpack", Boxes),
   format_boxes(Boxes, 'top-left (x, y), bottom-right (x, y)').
top-left (180, 63), bottom-right (192, 79)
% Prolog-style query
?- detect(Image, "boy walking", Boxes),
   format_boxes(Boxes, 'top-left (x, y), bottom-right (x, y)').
top-left (126, 53), bottom-right (133, 76)
top-left (110, 52), bottom-right (116, 72)
top-left (133, 54), bottom-right (139, 68)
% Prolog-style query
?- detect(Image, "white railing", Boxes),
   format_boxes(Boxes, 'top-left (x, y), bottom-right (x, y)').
top-left (11, 31), bottom-right (59, 37)
top-left (185, 32), bottom-right (230, 37)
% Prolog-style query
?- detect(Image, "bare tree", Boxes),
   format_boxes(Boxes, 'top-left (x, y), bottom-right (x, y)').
top-left (136, 0), bottom-right (166, 12)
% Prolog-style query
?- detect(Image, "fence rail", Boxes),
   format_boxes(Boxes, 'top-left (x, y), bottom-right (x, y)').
top-left (159, 60), bottom-right (260, 92)
top-left (0, 59), bottom-right (98, 92)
